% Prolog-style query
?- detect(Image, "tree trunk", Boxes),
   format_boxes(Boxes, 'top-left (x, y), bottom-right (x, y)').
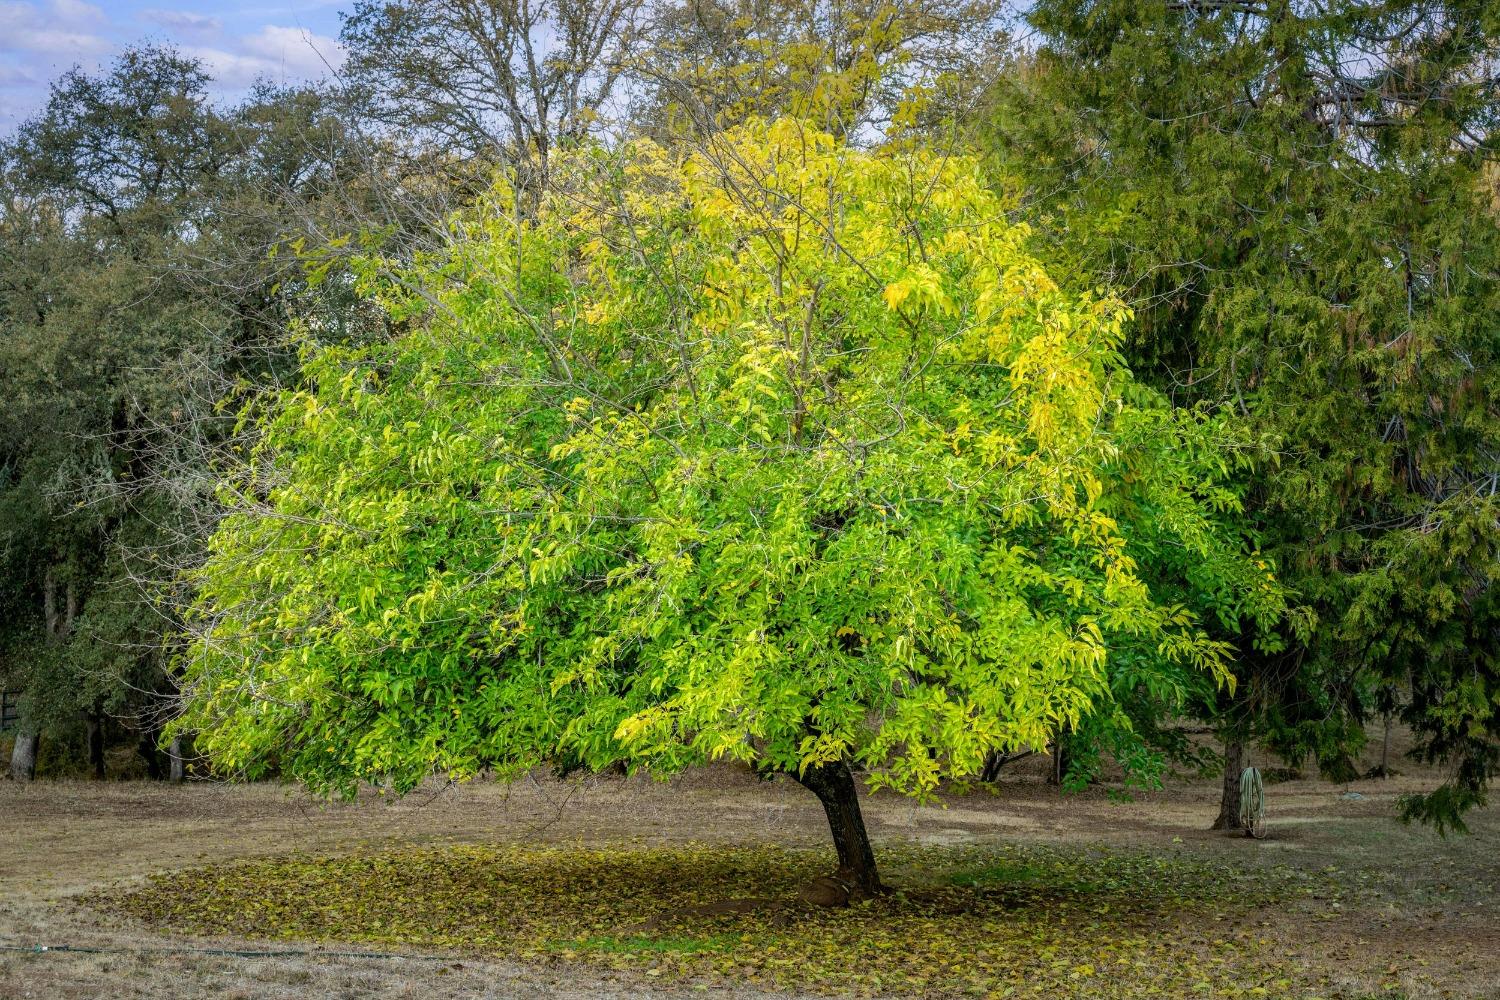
top-left (168, 735), bottom-right (186, 783)
top-left (1380, 714), bottom-right (1391, 776)
top-left (980, 748), bottom-right (1035, 783)
top-left (43, 565), bottom-right (58, 637)
top-left (139, 726), bottom-right (163, 780)
top-left (86, 713), bottom-right (105, 780)
top-left (14, 567), bottom-right (77, 783)
top-left (1318, 751), bottom-right (1360, 783)
top-left (792, 759), bottom-right (882, 898)
top-left (10, 731), bottom-right (38, 782)
top-left (1212, 737), bottom-right (1246, 830)
top-left (1048, 735), bottom-right (1067, 787)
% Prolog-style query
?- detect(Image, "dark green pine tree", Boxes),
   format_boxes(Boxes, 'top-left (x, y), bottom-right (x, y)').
top-left (987, 0), bottom-right (1500, 830)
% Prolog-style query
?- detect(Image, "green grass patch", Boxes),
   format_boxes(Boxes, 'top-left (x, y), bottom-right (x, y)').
top-left (947, 858), bottom-right (1052, 888)
top-left (566, 932), bottom-right (741, 955)
top-left (99, 843), bottom-right (1332, 998)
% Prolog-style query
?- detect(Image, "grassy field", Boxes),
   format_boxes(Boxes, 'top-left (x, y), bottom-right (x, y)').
top-left (0, 742), bottom-right (1496, 999)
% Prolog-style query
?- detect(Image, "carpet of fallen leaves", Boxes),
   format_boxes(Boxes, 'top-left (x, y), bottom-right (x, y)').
top-left (100, 843), bottom-right (1339, 998)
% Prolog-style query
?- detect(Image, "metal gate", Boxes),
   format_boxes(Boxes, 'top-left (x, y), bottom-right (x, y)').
top-left (0, 690), bottom-right (20, 732)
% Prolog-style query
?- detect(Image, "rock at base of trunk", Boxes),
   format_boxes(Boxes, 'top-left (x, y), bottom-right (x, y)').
top-left (799, 876), bottom-right (852, 908)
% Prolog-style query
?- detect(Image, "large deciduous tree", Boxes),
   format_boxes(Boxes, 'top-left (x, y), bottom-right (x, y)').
top-left (174, 120), bottom-right (1280, 892)
top-left (987, 0), bottom-right (1500, 830)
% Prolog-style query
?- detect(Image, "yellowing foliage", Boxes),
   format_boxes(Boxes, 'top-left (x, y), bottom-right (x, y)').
top-left (174, 120), bottom-right (1279, 800)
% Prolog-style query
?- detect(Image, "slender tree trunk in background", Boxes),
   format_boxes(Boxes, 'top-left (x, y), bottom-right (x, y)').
top-left (43, 570), bottom-right (77, 638)
top-left (792, 759), bottom-right (882, 898)
top-left (1048, 735), bottom-right (1067, 787)
top-left (1380, 714), bottom-right (1392, 777)
top-left (1212, 738), bottom-right (1246, 830)
top-left (21, 566), bottom-right (79, 783)
top-left (12, 565), bottom-right (66, 784)
top-left (168, 735), bottom-right (186, 782)
top-left (86, 713), bottom-right (105, 779)
top-left (43, 565), bottom-right (58, 636)
top-left (9, 732), bottom-right (38, 781)
top-left (139, 726), bottom-right (163, 779)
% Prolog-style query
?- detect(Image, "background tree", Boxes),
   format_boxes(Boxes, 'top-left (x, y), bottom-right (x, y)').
top-left (340, 0), bottom-right (645, 196)
top-left (173, 119), bottom-right (1281, 894)
top-left (633, 0), bottom-right (1005, 139)
top-left (0, 49), bottom-right (229, 777)
top-left (986, 0), bottom-right (1500, 830)
top-left (0, 49), bottom-right (379, 779)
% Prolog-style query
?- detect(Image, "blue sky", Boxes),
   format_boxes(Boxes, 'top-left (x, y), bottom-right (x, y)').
top-left (0, 0), bottom-right (349, 131)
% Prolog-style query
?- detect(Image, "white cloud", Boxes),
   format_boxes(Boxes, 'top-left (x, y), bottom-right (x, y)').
top-left (0, 0), bottom-right (112, 59)
top-left (0, 0), bottom-right (110, 130)
top-left (241, 25), bottom-right (341, 76)
top-left (138, 8), bottom-right (222, 34)
top-left (0, 61), bottom-right (40, 124)
top-left (50, 0), bottom-right (104, 22)
top-left (219, 0), bottom-right (345, 15)
top-left (0, 4), bottom-right (345, 131)
top-left (0, 62), bottom-right (39, 87)
top-left (186, 25), bottom-right (343, 88)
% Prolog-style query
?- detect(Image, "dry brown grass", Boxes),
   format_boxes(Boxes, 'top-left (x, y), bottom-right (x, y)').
top-left (0, 737), bottom-right (1496, 999)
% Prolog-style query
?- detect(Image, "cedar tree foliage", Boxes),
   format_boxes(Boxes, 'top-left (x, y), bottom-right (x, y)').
top-left (987, 0), bottom-right (1500, 830)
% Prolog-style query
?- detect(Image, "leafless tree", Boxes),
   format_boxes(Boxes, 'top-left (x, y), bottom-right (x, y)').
top-left (340, 0), bottom-right (647, 196)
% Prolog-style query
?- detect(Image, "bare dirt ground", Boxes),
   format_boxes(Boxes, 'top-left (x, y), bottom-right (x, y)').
top-left (1, 742), bottom-right (1496, 1000)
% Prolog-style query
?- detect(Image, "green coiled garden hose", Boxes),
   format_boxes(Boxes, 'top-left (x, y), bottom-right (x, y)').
top-left (1239, 765), bottom-right (1266, 839)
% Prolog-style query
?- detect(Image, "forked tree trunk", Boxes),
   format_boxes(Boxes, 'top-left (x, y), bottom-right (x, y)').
top-left (792, 759), bottom-right (882, 898)
top-left (10, 731), bottom-right (38, 782)
top-left (1212, 737), bottom-right (1246, 830)
top-left (980, 748), bottom-right (1035, 783)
